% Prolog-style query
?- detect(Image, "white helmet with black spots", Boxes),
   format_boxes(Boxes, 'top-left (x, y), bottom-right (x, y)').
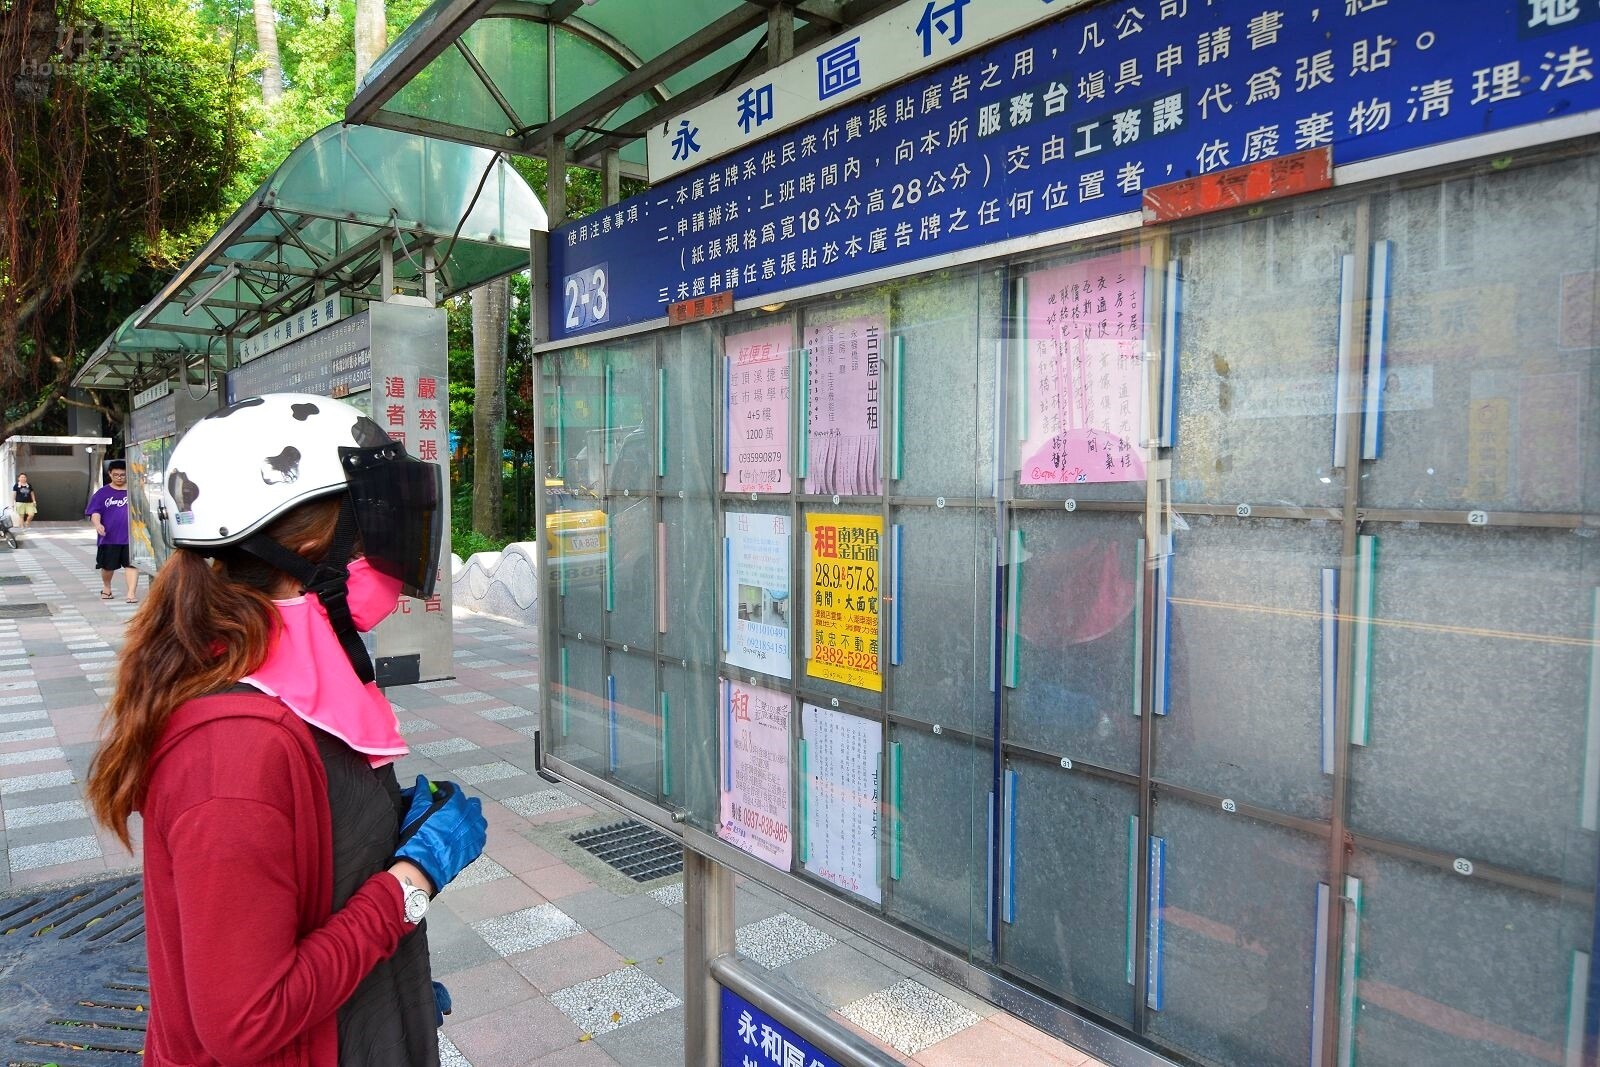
top-left (163, 392), bottom-right (444, 683)
top-left (164, 393), bottom-right (393, 548)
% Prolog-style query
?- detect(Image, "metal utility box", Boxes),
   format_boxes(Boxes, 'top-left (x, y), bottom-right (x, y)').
top-left (225, 298), bottom-right (454, 686)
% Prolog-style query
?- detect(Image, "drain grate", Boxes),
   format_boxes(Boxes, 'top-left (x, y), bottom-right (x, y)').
top-left (0, 603), bottom-right (49, 618)
top-left (569, 820), bottom-right (683, 883)
top-left (1, 875), bottom-right (149, 1065)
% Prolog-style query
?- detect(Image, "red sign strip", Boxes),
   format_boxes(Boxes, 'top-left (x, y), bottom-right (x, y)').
top-left (1142, 147), bottom-right (1333, 225)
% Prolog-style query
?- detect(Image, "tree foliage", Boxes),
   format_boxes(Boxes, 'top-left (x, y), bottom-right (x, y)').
top-left (1, 0), bottom-right (258, 439)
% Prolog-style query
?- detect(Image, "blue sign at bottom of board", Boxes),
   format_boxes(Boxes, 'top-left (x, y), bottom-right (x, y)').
top-left (720, 986), bottom-right (841, 1067)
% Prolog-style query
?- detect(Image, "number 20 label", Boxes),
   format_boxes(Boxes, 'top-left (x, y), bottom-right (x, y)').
top-left (563, 264), bottom-right (610, 330)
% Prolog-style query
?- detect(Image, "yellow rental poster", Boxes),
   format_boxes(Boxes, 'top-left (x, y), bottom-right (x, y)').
top-left (806, 513), bottom-right (883, 692)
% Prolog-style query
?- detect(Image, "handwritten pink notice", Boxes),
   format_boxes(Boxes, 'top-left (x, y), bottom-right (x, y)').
top-left (725, 323), bottom-right (792, 493)
top-left (719, 680), bottom-right (793, 872)
top-left (805, 315), bottom-right (885, 496)
top-left (1021, 251), bottom-right (1149, 485)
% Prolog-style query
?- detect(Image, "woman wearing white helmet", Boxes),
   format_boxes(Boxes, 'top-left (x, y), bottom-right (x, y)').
top-left (88, 393), bottom-right (486, 1066)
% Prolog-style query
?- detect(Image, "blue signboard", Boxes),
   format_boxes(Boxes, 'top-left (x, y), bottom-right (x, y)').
top-left (550, 0), bottom-right (1600, 342)
top-left (719, 986), bottom-right (842, 1067)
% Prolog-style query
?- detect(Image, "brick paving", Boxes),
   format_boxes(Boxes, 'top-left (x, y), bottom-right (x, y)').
top-left (0, 522), bottom-right (1109, 1067)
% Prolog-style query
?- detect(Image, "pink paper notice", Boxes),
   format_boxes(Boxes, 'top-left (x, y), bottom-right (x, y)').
top-left (805, 315), bottom-right (885, 496)
top-left (719, 680), bottom-right (793, 872)
top-left (725, 323), bottom-right (792, 493)
top-left (1021, 251), bottom-right (1148, 485)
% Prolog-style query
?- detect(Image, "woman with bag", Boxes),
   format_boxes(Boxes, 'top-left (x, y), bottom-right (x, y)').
top-left (88, 393), bottom-right (485, 1066)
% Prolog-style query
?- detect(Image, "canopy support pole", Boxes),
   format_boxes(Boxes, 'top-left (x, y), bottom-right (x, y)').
top-left (768, 3), bottom-right (795, 64)
top-left (547, 139), bottom-right (568, 228)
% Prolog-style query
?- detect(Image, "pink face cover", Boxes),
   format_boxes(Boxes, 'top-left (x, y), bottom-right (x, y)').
top-left (243, 558), bottom-right (408, 766)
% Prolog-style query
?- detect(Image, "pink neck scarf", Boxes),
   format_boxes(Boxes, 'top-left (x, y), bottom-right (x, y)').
top-left (243, 592), bottom-right (407, 767)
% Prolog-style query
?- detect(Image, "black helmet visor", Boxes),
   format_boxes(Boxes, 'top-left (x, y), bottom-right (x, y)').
top-left (339, 442), bottom-right (444, 599)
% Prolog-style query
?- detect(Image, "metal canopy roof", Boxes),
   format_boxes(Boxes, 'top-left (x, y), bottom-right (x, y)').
top-left (345, 0), bottom-right (908, 173)
top-left (77, 122), bottom-right (544, 392)
top-left (74, 309), bottom-right (229, 391)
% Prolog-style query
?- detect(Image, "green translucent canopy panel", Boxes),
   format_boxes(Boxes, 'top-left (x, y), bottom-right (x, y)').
top-left (80, 123), bottom-right (543, 391)
top-left (349, 0), bottom-right (774, 165)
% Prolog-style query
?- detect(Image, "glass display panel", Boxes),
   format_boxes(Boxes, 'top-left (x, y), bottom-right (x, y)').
top-left (1348, 849), bottom-right (1591, 1067)
top-left (1169, 201), bottom-right (1356, 508)
top-left (1156, 516), bottom-right (1339, 820)
top-left (1347, 524), bottom-right (1600, 883)
top-left (535, 141), bottom-right (1600, 1067)
top-left (660, 494), bottom-right (716, 665)
top-left (545, 351), bottom-right (606, 637)
top-left (1145, 796), bottom-right (1324, 1067)
top-left (888, 505), bottom-right (992, 737)
top-left (550, 636), bottom-right (607, 777)
top-left (1008, 510), bottom-right (1142, 773)
top-left (1003, 762), bottom-right (1137, 1024)
top-left (885, 725), bottom-right (988, 959)
top-left (608, 648), bottom-right (660, 801)
top-left (894, 268), bottom-right (999, 498)
top-left (1363, 153), bottom-right (1600, 514)
top-left (663, 660), bottom-right (719, 829)
top-left (660, 322), bottom-right (719, 495)
top-left (605, 490), bottom-right (657, 650)
top-left (598, 340), bottom-right (657, 494)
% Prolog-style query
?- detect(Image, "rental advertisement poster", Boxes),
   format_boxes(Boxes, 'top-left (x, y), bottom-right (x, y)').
top-left (725, 512), bottom-right (792, 678)
top-left (804, 314), bottom-right (885, 497)
top-left (725, 323), bottom-right (792, 494)
top-left (806, 513), bottom-right (883, 692)
top-left (1021, 250), bottom-right (1149, 485)
top-left (719, 680), bottom-right (793, 872)
top-left (802, 704), bottom-right (883, 904)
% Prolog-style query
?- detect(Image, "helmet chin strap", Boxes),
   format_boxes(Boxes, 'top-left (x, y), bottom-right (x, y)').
top-left (240, 500), bottom-right (376, 685)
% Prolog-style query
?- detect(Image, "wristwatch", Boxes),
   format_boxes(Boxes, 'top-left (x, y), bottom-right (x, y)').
top-left (397, 876), bottom-right (429, 925)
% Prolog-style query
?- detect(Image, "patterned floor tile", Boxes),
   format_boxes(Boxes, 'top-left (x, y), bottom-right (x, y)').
top-left (548, 967), bottom-right (681, 1036)
top-left (503, 790), bottom-right (581, 819)
top-left (839, 979), bottom-right (981, 1055)
top-left (471, 903), bottom-right (584, 956)
top-left (736, 912), bottom-right (836, 969)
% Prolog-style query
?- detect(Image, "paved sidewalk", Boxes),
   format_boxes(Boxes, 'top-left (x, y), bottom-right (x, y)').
top-left (0, 523), bottom-right (1106, 1067)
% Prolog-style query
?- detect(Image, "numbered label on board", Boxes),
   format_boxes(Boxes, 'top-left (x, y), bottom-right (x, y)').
top-left (563, 264), bottom-right (610, 330)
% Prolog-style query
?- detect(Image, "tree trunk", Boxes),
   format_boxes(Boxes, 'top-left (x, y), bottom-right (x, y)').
top-left (252, 0), bottom-right (283, 105)
top-left (471, 276), bottom-right (509, 537)
top-left (354, 0), bottom-right (387, 86)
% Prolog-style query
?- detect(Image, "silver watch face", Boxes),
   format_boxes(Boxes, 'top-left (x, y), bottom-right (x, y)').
top-left (403, 884), bottom-right (429, 924)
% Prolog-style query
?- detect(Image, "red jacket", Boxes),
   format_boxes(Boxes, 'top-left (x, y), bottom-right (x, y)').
top-left (140, 690), bottom-right (411, 1066)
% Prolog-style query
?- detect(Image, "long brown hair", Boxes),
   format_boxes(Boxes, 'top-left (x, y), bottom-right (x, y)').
top-left (87, 496), bottom-right (343, 847)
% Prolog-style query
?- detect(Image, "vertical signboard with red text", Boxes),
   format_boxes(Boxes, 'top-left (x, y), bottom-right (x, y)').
top-left (368, 302), bottom-right (453, 685)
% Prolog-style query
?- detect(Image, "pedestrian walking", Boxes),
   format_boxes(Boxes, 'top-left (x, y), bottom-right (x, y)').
top-left (11, 473), bottom-right (37, 528)
top-left (86, 393), bottom-right (481, 1067)
top-left (86, 460), bottom-right (138, 602)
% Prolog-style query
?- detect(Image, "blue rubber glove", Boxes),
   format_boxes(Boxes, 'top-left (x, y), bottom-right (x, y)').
top-left (393, 775), bottom-right (487, 894)
top-left (432, 981), bottom-right (452, 1027)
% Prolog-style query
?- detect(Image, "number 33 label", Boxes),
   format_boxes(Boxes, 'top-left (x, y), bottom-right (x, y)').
top-left (563, 264), bottom-right (610, 330)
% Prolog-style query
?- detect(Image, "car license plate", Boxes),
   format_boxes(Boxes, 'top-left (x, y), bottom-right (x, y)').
top-left (566, 533), bottom-right (601, 552)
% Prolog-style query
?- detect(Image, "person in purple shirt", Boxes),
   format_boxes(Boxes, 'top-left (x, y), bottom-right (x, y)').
top-left (86, 461), bottom-right (138, 603)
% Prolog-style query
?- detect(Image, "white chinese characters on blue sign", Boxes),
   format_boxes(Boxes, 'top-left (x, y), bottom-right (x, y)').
top-left (555, 0), bottom-right (1600, 341)
top-left (719, 987), bottom-right (839, 1067)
